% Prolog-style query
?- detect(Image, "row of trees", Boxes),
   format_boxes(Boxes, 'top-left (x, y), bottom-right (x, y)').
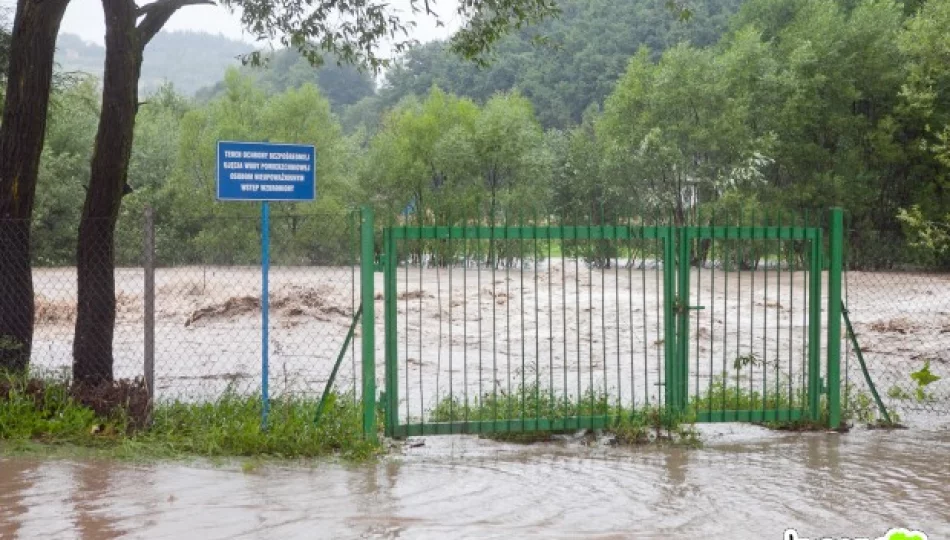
top-left (360, 0), bottom-right (950, 270)
top-left (0, 0), bottom-right (559, 382)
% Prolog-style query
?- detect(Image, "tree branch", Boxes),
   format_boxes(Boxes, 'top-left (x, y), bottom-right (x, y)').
top-left (136, 0), bottom-right (215, 48)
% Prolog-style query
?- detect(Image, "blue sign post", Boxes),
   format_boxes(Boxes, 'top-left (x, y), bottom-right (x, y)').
top-left (217, 141), bottom-right (316, 430)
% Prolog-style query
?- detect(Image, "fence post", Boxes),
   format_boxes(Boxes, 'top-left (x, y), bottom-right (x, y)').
top-left (143, 206), bottom-right (156, 409)
top-left (826, 208), bottom-right (844, 428)
top-left (360, 206), bottom-right (377, 442)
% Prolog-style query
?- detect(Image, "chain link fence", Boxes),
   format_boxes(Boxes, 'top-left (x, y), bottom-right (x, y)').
top-left (10, 208), bottom-right (363, 407)
top-left (842, 225), bottom-right (950, 424)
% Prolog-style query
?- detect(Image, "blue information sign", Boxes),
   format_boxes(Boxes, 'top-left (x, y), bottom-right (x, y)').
top-left (216, 141), bottom-right (316, 201)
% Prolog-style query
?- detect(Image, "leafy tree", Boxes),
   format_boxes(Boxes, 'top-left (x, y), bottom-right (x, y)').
top-left (896, 0), bottom-right (950, 257)
top-left (360, 88), bottom-right (482, 219)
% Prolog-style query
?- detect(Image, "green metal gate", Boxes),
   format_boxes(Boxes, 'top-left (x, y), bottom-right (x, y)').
top-left (676, 225), bottom-right (825, 424)
top-left (361, 209), bottom-right (844, 439)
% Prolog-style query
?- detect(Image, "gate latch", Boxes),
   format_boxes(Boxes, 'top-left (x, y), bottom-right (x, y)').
top-left (674, 299), bottom-right (706, 315)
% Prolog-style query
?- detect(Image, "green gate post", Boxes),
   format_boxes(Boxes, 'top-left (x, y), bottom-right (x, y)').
top-left (826, 208), bottom-right (844, 429)
top-left (360, 206), bottom-right (377, 442)
top-left (676, 227), bottom-right (691, 412)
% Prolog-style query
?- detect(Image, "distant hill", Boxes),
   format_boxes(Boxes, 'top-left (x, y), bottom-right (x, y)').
top-left (372, 0), bottom-right (746, 129)
top-left (55, 31), bottom-right (252, 96)
top-left (194, 48), bottom-right (377, 113)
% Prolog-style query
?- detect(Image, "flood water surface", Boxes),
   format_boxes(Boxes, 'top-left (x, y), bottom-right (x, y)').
top-left (1, 426), bottom-right (948, 539)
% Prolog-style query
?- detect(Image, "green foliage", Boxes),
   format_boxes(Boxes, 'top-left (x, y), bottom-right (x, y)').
top-left (360, 87), bottom-right (551, 227)
top-left (430, 384), bottom-right (699, 445)
top-left (0, 372), bottom-right (376, 459)
top-left (195, 49), bottom-right (376, 113)
top-left (0, 375), bottom-right (112, 442)
top-left (222, 0), bottom-right (559, 73)
top-left (373, 0), bottom-right (745, 130)
top-left (887, 361), bottom-right (941, 403)
top-left (144, 393), bottom-right (376, 460)
top-left (154, 71), bottom-right (357, 265)
top-left (0, 336), bottom-right (22, 352)
top-left (844, 388), bottom-right (899, 426)
top-left (691, 376), bottom-right (809, 415)
top-left (897, 205), bottom-right (950, 266)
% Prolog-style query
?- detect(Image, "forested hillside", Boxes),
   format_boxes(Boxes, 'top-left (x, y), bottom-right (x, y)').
top-left (194, 49), bottom-right (376, 113)
top-left (18, 0), bottom-right (950, 271)
top-left (353, 0), bottom-right (745, 130)
top-left (55, 32), bottom-right (252, 96)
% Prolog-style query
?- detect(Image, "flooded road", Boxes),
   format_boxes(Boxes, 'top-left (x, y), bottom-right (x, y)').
top-left (2, 426), bottom-right (948, 539)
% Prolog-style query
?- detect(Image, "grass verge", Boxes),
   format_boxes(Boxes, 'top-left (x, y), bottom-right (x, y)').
top-left (0, 373), bottom-right (378, 461)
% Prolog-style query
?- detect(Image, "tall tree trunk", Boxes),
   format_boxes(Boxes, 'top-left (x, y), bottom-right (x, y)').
top-left (72, 0), bottom-right (141, 383)
top-left (0, 0), bottom-right (70, 372)
top-left (72, 0), bottom-right (200, 383)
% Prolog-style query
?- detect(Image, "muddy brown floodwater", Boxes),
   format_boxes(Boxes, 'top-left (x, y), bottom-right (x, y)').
top-left (2, 426), bottom-right (949, 539)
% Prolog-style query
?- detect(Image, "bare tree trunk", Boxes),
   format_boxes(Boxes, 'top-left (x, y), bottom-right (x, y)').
top-left (73, 0), bottom-right (203, 383)
top-left (73, 0), bottom-right (141, 383)
top-left (0, 0), bottom-right (70, 372)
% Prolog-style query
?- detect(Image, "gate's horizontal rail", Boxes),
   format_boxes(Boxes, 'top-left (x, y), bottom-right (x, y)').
top-left (394, 415), bottom-right (619, 437)
top-left (696, 409), bottom-right (806, 423)
top-left (391, 225), bottom-right (819, 241)
top-left (683, 226), bottom-right (820, 241)
top-left (392, 226), bottom-right (669, 240)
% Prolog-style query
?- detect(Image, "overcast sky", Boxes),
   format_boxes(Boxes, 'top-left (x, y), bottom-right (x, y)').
top-left (2, 0), bottom-right (459, 47)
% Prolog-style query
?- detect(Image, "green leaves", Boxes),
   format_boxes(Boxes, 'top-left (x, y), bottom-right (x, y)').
top-left (884, 529), bottom-right (928, 540)
top-left (359, 87), bottom-right (550, 219)
top-left (222, 0), bottom-right (560, 74)
top-left (911, 361), bottom-right (941, 388)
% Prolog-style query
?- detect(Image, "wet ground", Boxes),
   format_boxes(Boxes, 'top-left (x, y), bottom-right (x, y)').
top-left (2, 425), bottom-right (948, 539)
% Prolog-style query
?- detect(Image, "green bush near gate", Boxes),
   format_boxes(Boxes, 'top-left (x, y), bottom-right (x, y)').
top-left (429, 384), bottom-right (700, 445)
top-left (0, 371), bottom-right (378, 461)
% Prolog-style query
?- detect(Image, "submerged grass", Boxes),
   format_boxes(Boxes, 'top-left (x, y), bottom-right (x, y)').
top-left (689, 376), bottom-right (868, 430)
top-left (0, 372), bottom-right (378, 461)
top-left (429, 384), bottom-right (700, 446)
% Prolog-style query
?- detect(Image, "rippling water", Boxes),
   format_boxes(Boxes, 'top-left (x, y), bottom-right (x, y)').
top-left (2, 426), bottom-right (948, 539)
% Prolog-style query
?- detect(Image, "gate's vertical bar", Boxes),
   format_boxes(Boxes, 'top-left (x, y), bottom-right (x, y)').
top-left (144, 206), bottom-right (156, 409)
top-left (360, 205), bottom-right (377, 441)
top-left (662, 226), bottom-right (677, 412)
top-left (808, 228), bottom-right (823, 422)
top-left (386, 225), bottom-right (399, 437)
top-left (826, 208), bottom-right (844, 428)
